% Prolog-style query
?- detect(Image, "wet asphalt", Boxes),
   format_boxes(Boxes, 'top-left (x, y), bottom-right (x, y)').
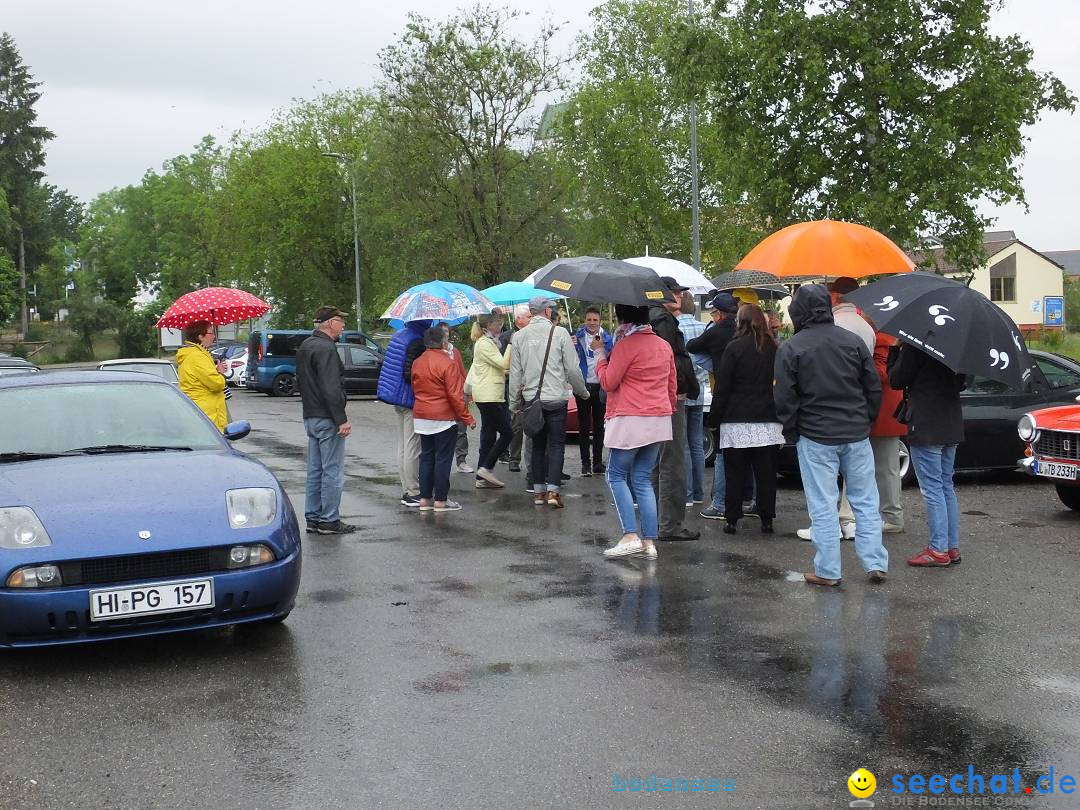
top-left (2, 391), bottom-right (1079, 810)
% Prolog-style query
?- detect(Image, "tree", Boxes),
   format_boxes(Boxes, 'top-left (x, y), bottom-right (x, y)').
top-left (669, 0), bottom-right (1076, 271)
top-left (0, 32), bottom-right (55, 332)
top-left (378, 5), bottom-right (574, 287)
top-left (558, 0), bottom-right (763, 268)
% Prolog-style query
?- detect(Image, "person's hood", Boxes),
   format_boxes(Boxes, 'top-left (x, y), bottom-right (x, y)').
top-left (175, 343), bottom-right (206, 368)
top-left (788, 285), bottom-right (834, 332)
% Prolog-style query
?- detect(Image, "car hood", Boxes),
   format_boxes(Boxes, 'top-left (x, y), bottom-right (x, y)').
top-left (0, 450), bottom-right (281, 558)
top-left (1033, 405), bottom-right (1080, 430)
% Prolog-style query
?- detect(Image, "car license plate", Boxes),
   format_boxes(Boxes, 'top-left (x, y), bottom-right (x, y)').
top-left (1036, 461), bottom-right (1079, 481)
top-left (89, 578), bottom-right (214, 621)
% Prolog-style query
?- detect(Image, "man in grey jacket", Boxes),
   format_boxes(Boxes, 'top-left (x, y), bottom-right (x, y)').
top-left (509, 296), bottom-right (589, 508)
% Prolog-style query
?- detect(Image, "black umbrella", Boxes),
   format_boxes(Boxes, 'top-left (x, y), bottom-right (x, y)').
top-left (844, 272), bottom-right (1045, 389)
top-left (710, 269), bottom-right (790, 301)
top-left (532, 256), bottom-right (675, 306)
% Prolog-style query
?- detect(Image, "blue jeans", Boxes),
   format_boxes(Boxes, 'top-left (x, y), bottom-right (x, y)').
top-left (685, 404), bottom-right (705, 502)
top-left (909, 444), bottom-right (960, 552)
top-left (531, 404), bottom-right (567, 492)
top-left (606, 443), bottom-right (662, 540)
top-left (419, 425), bottom-right (458, 501)
top-left (710, 428), bottom-right (726, 510)
top-left (796, 436), bottom-right (888, 580)
top-left (304, 418), bottom-right (346, 523)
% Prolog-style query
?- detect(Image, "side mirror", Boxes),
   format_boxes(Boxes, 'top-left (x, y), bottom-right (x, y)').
top-left (223, 420), bottom-right (251, 441)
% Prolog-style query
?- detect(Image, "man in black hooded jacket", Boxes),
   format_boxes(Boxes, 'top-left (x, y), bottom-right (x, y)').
top-left (648, 277), bottom-right (701, 542)
top-left (773, 285), bottom-right (887, 586)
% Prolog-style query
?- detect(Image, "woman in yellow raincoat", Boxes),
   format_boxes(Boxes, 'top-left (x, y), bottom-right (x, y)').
top-left (176, 320), bottom-right (228, 431)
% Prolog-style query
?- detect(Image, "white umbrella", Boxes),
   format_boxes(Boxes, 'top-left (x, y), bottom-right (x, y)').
top-left (623, 256), bottom-right (714, 295)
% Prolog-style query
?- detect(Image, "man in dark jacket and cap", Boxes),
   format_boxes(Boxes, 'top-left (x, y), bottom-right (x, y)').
top-left (648, 277), bottom-right (702, 542)
top-left (297, 306), bottom-right (354, 535)
top-left (687, 291), bottom-right (740, 520)
top-left (773, 285), bottom-right (887, 586)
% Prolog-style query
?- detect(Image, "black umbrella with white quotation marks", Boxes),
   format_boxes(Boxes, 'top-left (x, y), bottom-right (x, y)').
top-left (844, 272), bottom-right (1047, 389)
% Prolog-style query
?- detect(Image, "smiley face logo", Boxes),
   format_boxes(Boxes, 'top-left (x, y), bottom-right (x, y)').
top-left (848, 768), bottom-right (877, 798)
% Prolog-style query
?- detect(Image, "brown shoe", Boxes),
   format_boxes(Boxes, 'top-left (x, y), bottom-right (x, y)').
top-left (547, 492), bottom-right (564, 508)
top-left (868, 570), bottom-right (887, 584)
top-left (533, 493), bottom-right (547, 506)
top-left (804, 572), bottom-right (841, 587)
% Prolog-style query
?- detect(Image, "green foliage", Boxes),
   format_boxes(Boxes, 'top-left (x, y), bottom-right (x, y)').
top-left (11, 342), bottom-right (27, 358)
top-left (66, 283), bottom-right (119, 356)
top-left (62, 341), bottom-right (94, 363)
top-left (25, 321), bottom-right (47, 341)
top-left (117, 303), bottom-right (165, 357)
top-left (667, 0), bottom-right (1076, 270)
top-left (0, 248), bottom-right (16, 323)
top-left (378, 4), bottom-right (575, 287)
top-left (1064, 275), bottom-right (1080, 332)
top-left (558, 0), bottom-right (764, 268)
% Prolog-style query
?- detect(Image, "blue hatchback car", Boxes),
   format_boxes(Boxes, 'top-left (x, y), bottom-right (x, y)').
top-left (0, 371), bottom-right (302, 648)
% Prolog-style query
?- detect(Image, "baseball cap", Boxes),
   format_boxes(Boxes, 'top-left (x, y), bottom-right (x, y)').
top-left (660, 275), bottom-right (690, 293)
top-left (313, 306), bottom-right (346, 323)
top-left (528, 295), bottom-right (558, 314)
top-left (706, 292), bottom-right (739, 313)
top-left (827, 276), bottom-right (859, 295)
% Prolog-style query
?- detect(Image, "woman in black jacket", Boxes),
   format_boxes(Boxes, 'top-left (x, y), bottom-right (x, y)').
top-left (888, 343), bottom-right (966, 567)
top-left (710, 305), bottom-right (783, 534)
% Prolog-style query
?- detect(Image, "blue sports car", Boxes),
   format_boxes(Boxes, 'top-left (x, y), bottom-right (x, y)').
top-left (0, 371), bottom-right (302, 647)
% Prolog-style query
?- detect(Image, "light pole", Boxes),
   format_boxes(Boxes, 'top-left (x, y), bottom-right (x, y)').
top-left (322, 151), bottom-right (363, 332)
top-left (688, 0), bottom-right (702, 275)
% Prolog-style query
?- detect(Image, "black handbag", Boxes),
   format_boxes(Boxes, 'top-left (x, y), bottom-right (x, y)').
top-left (522, 324), bottom-right (557, 438)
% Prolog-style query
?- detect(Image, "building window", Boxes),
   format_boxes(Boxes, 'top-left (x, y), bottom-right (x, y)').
top-left (989, 254), bottom-right (1016, 302)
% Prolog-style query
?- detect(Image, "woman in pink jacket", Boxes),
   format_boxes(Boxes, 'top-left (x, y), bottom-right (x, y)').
top-left (594, 304), bottom-right (677, 560)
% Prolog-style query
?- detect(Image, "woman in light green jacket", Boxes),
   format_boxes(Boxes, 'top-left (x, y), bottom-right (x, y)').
top-left (467, 312), bottom-right (512, 488)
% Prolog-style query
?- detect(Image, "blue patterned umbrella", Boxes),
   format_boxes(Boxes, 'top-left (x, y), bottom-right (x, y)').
top-left (381, 281), bottom-right (496, 329)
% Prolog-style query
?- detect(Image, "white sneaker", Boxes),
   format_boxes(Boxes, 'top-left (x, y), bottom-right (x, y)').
top-left (797, 528), bottom-right (814, 541)
top-left (640, 544), bottom-right (658, 560)
top-left (476, 467), bottom-right (504, 487)
top-left (841, 522), bottom-right (856, 540)
top-left (456, 462), bottom-right (475, 474)
top-left (604, 538), bottom-right (645, 558)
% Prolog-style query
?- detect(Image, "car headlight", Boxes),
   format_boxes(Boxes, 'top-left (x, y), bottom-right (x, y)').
top-left (226, 488), bottom-right (277, 529)
top-left (227, 544), bottom-right (275, 569)
top-left (0, 507), bottom-right (52, 549)
top-left (1017, 414), bottom-right (1040, 444)
top-left (7, 564), bottom-right (62, 588)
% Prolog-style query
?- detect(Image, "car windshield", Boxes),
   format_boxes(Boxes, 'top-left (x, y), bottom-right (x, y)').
top-left (0, 382), bottom-right (223, 455)
top-left (104, 363), bottom-right (179, 382)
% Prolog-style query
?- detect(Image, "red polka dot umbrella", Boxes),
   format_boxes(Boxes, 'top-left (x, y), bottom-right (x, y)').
top-left (155, 287), bottom-right (271, 329)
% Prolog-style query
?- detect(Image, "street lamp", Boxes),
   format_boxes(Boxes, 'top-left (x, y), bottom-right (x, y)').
top-left (322, 151), bottom-right (363, 332)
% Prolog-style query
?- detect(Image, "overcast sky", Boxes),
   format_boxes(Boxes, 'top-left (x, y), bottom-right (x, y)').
top-left (7, 0), bottom-right (1079, 251)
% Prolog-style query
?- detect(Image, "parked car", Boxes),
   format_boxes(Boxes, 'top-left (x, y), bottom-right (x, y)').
top-left (97, 358), bottom-right (179, 386)
top-left (337, 343), bottom-right (383, 395)
top-left (1019, 398), bottom-right (1080, 511)
top-left (246, 329), bottom-right (383, 396)
top-left (0, 371), bottom-right (301, 647)
top-left (0, 358), bottom-right (40, 376)
top-left (776, 349), bottom-right (1080, 482)
top-left (221, 349), bottom-right (248, 387)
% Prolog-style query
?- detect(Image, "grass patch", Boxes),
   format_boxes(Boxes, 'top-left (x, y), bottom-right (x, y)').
top-left (1030, 332), bottom-right (1080, 362)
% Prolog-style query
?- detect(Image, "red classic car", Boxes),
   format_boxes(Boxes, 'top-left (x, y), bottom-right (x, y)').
top-left (1019, 399), bottom-right (1080, 511)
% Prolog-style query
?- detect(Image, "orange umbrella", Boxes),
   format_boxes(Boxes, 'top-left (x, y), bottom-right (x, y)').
top-left (734, 220), bottom-right (914, 279)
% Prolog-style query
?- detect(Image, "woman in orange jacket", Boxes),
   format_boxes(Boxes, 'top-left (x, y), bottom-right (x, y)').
top-left (411, 326), bottom-right (476, 512)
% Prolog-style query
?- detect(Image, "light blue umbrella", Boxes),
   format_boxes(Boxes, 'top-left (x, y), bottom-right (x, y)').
top-left (481, 280), bottom-right (565, 306)
top-left (381, 281), bottom-right (496, 329)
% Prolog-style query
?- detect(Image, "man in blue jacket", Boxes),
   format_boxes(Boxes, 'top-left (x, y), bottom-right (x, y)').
top-left (377, 320), bottom-right (428, 507)
top-left (573, 306), bottom-right (613, 476)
